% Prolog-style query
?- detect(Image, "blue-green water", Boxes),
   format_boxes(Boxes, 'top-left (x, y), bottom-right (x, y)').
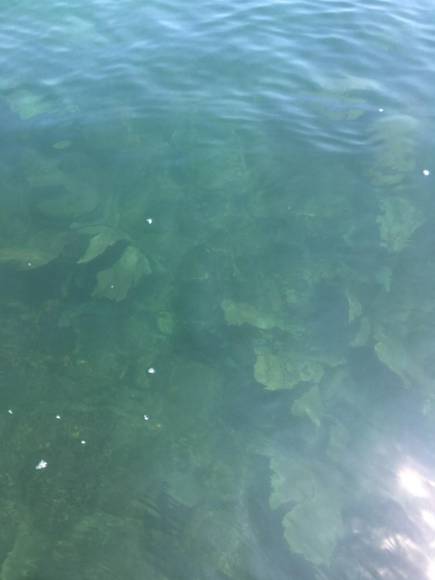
top-left (1, 0), bottom-right (435, 578)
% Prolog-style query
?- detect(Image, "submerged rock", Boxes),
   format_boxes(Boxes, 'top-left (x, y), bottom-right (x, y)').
top-left (369, 114), bottom-right (419, 189)
top-left (282, 492), bottom-right (343, 567)
top-left (221, 299), bottom-right (281, 330)
top-left (311, 75), bottom-right (381, 121)
top-left (0, 230), bottom-right (67, 270)
top-left (53, 140), bottom-right (72, 150)
top-left (254, 347), bottom-right (331, 391)
top-left (157, 311), bottom-right (175, 335)
top-left (269, 452), bottom-right (344, 568)
top-left (376, 196), bottom-right (424, 253)
top-left (92, 245), bottom-right (151, 301)
top-left (24, 150), bottom-right (101, 222)
top-left (77, 226), bottom-right (130, 264)
top-left (35, 184), bottom-right (100, 221)
top-left (373, 327), bottom-right (429, 390)
top-left (291, 385), bottom-right (323, 427)
top-left (5, 89), bottom-right (54, 120)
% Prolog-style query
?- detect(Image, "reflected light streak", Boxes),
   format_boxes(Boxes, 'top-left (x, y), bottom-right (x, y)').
top-left (395, 463), bottom-right (435, 579)
top-left (380, 533), bottom-right (419, 555)
top-left (422, 510), bottom-right (435, 531)
top-left (427, 559), bottom-right (435, 580)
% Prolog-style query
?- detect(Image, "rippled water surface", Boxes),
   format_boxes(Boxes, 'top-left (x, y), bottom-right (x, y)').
top-left (1, 0), bottom-right (435, 578)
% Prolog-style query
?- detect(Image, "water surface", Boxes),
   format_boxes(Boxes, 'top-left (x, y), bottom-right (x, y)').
top-left (1, 0), bottom-right (435, 578)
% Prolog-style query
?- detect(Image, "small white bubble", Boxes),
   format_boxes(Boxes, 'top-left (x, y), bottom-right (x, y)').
top-left (144, 414), bottom-right (150, 421)
top-left (147, 367), bottom-right (156, 375)
top-left (80, 440), bottom-right (86, 445)
top-left (35, 459), bottom-right (48, 470)
top-left (110, 284), bottom-right (115, 289)
top-left (27, 262), bottom-right (32, 267)
top-left (146, 218), bottom-right (153, 225)
top-left (7, 409), bottom-right (13, 415)
top-left (423, 169), bottom-right (431, 176)
top-left (55, 415), bottom-right (61, 420)
top-left (378, 108), bottom-right (384, 113)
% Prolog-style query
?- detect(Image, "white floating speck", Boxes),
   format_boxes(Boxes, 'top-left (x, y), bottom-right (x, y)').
top-left (55, 415), bottom-right (61, 420)
top-left (35, 459), bottom-right (48, 470)
top-left (80, 440), bottom-right (86, 445)
top-left (144, 414), bottom-right (150, 421)
top-left (27, 261), bottom-right (32, 267)
top-left (147, 367), bottom-right (156, 375)
top-left (110, 284), bottom-right (115, 289)
top-left (378, 108), bottom-right (384, 113)
top-left (423, 169), bottom-right (431, 176)
top-left (7, 409), bottom-right (13, 415)
top-left (146, 218), bottom-right (153, 225)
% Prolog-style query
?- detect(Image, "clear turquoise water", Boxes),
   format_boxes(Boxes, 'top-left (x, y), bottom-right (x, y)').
top-left (1, 1), bottom-right (435, 578)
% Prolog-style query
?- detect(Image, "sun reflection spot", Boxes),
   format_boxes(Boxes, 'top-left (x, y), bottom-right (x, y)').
top-left (398, 467), bottom-right (430, 498)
